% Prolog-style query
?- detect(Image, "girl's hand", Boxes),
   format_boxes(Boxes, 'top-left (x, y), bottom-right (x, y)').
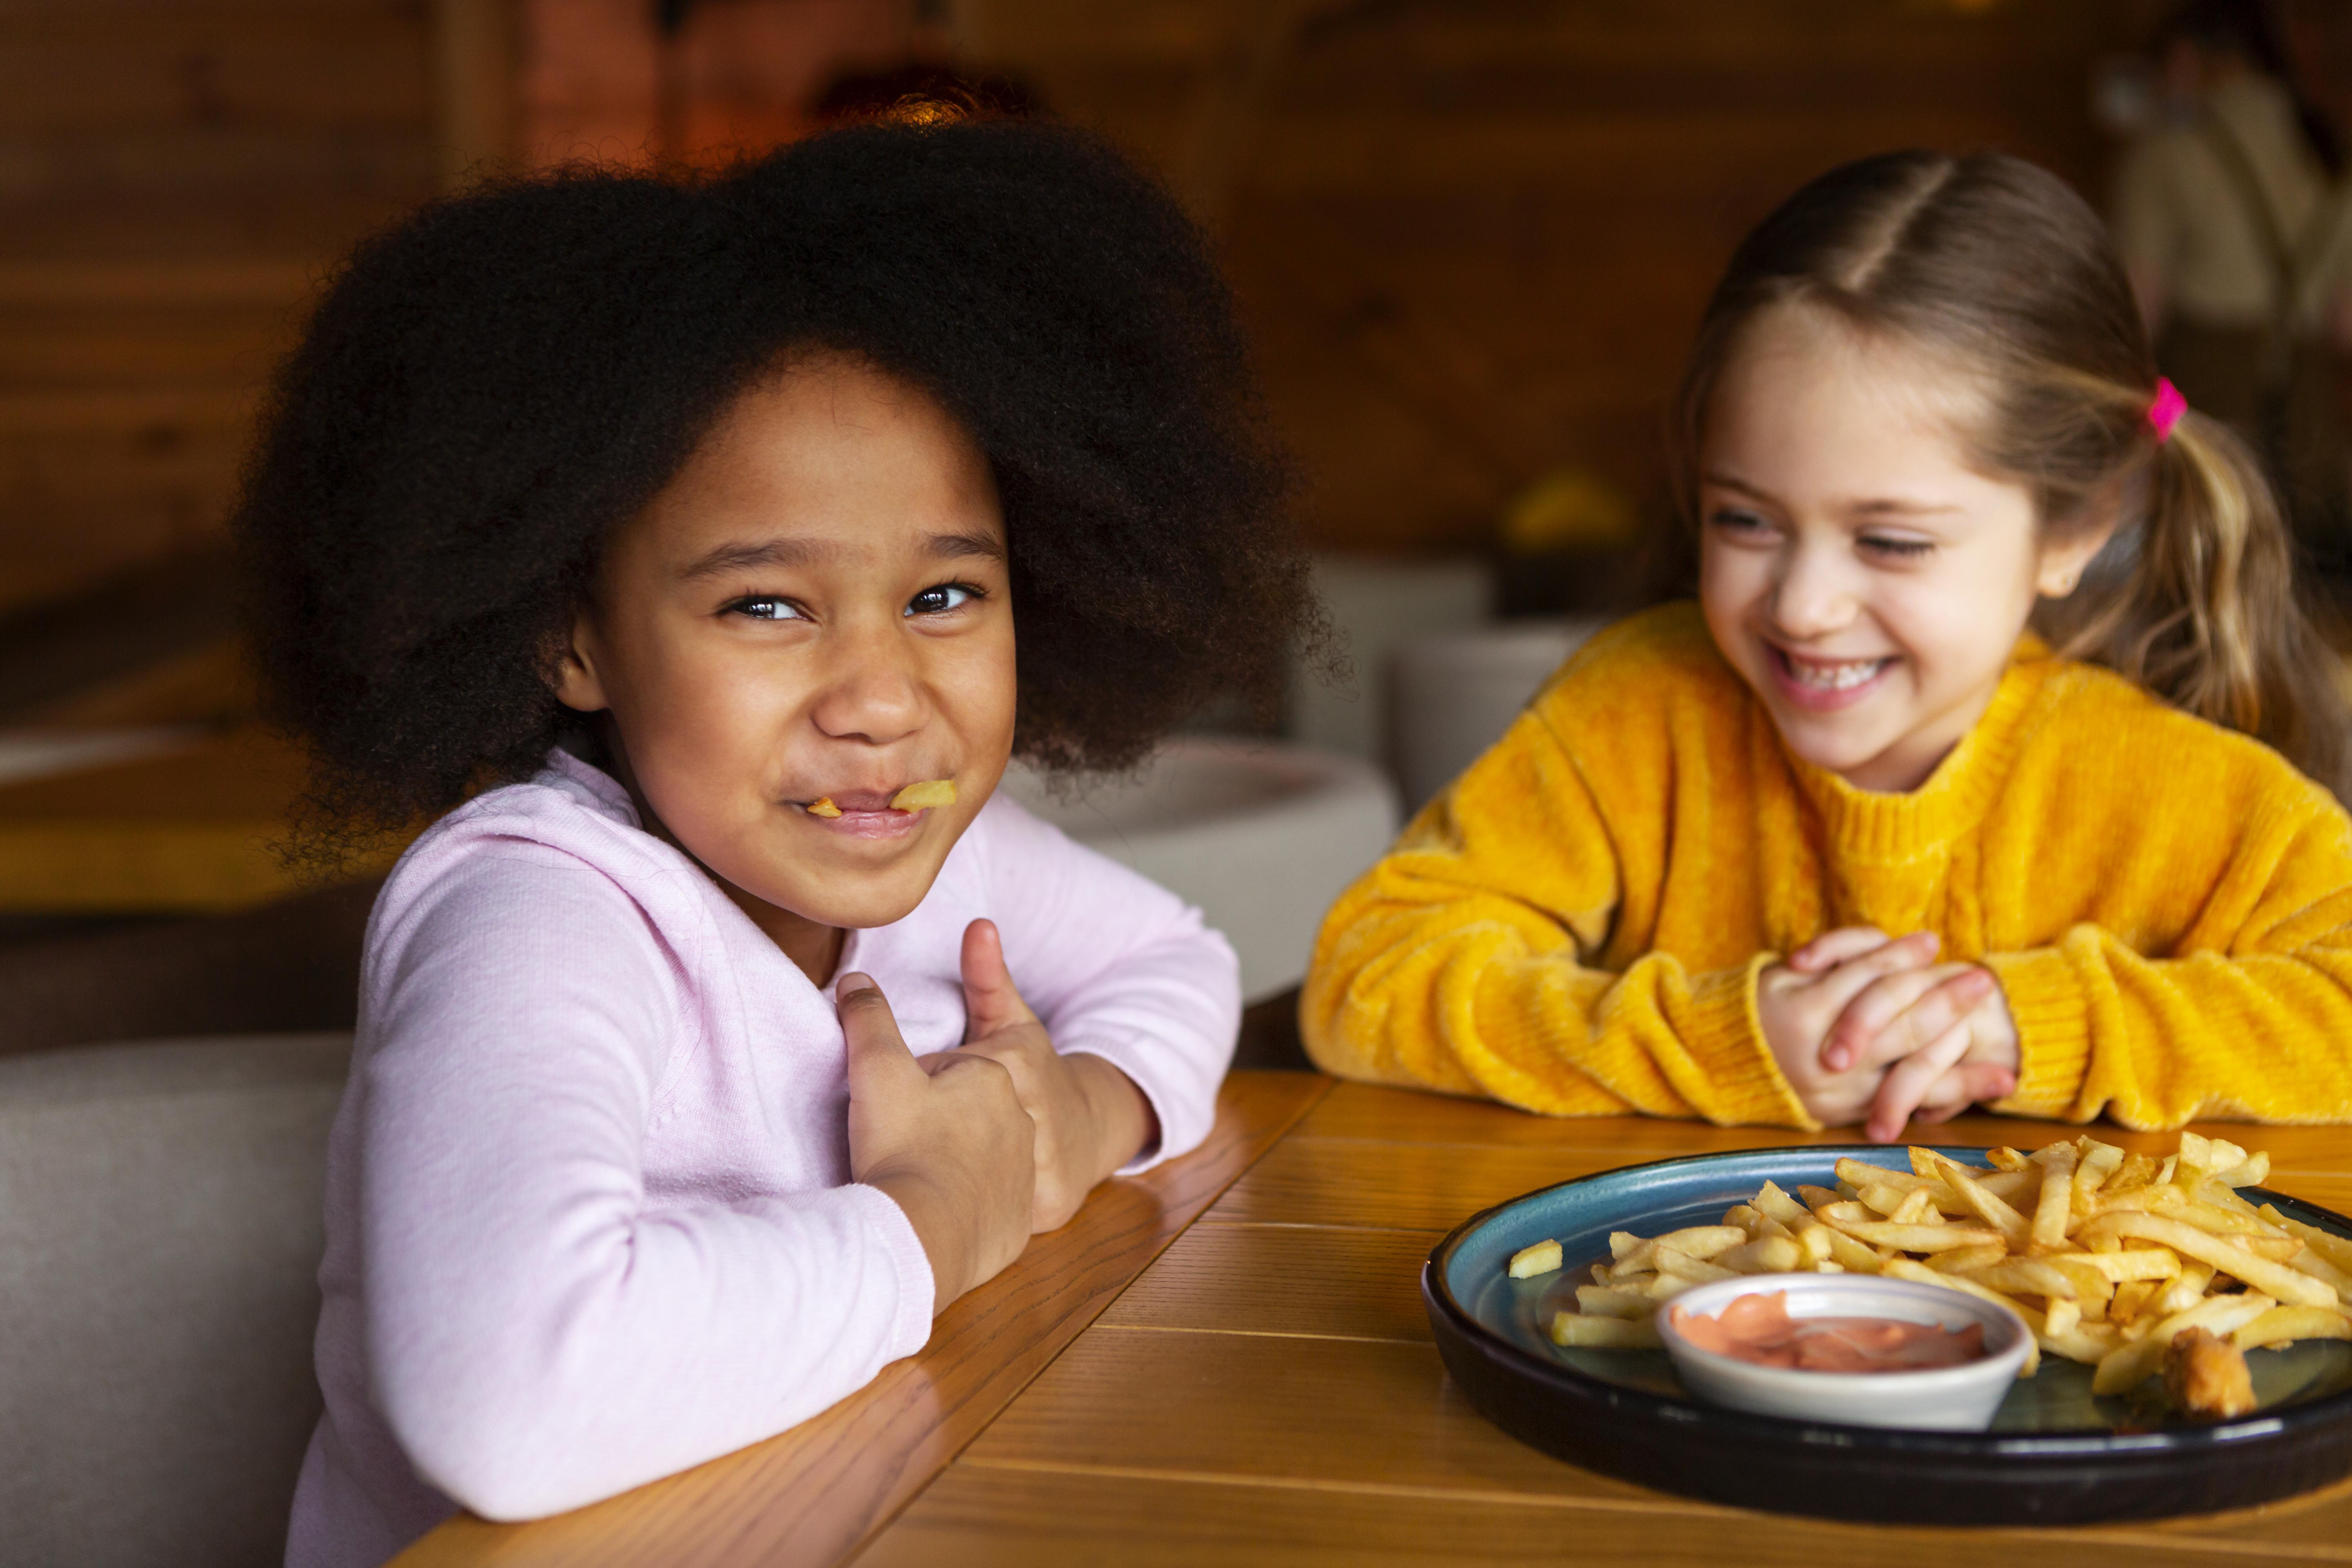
top-left (1788, 928), bottom-right (2020, 1141)
top-left (1761, 928), bottom-right (1945, 1128)
top-left (841, 972), bottom-right (1036, 1313)
top-left (955, 919), bottom-right (1158, 1232)
top-left (1858, 979), bottom-right (2020, 1143)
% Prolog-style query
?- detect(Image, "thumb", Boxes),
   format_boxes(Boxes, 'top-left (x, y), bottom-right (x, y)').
top-left (960, 919), bottom-right (1037, 1041)
top-left (839, 972), bottom-right (923, 1095)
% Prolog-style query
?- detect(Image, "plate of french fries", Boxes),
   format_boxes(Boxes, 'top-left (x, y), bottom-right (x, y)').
top-left (1423, 1131), bottom-right (2352, 1524)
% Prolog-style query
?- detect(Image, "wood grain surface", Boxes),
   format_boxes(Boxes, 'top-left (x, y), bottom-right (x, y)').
top-left (392, 1069), bottom-right (1330, 1568)
top-left (387, 1067), bottom-right (2352, 1568)
top-left (856, 1093), bottom-right (2352, 1567)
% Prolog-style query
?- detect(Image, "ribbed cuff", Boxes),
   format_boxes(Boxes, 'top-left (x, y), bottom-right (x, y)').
top-left (1984, 944), bottom-right (2091, 1119)
top-left (1671, 955), bottom-right (1820, 1130)
top-left (851, 1182), bottom-right (938, 1354)
top-left (1059, 1036), bottom-right (1185, 1175)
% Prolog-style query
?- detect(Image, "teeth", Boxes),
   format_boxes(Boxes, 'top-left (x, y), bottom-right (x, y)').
top-left (1785, 655), bottom-right (1887, 690)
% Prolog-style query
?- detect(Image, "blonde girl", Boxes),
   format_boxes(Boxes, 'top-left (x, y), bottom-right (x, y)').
top-left (1305, 150), bottom-right (2352, 1141)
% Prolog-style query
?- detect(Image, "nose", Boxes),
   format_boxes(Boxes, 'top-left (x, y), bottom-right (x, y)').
top-left (1767, 537), bottom-right (1860, 641)
top-left (807, 617), bottom-right (929, 746)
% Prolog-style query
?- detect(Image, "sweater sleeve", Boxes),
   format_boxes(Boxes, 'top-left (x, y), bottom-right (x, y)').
top-left (1301, 704), bottom-right (1813, 1127)
top-left (977, 797), bottom-right (1241, 1170)
top-left (359, 847), bottom-right (933, 1522)
top-left (1988, 793), bottom-right (2352, 1129)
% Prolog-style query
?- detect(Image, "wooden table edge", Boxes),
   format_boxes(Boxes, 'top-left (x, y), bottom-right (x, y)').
top-left (394, 1067), bottom-right (1334, 1568)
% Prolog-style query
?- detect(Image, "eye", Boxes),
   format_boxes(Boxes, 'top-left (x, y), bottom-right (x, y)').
top-left (724, 595), bottom-right (808, 622)
top-left (1708, 506), bottom-right (1775, 539)
top-left (906, 582), bottom-right (984, 617)
top-left (1860, 535), bottom-right (1936, 559)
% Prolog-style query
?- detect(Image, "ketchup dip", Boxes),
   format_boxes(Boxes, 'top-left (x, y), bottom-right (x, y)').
top-left (1667, 1290), bottom-right (1987, 1373)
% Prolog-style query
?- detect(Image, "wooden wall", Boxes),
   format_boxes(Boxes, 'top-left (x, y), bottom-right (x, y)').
top-left (962, 0), bottom-right (2145, 553)
top-left (0, 0), bottom-right (2151, 622)
top-left (0, 0), bottom-right (437, 615)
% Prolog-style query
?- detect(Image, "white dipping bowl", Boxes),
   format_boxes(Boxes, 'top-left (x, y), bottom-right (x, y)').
top-left (1655, 1273), bottom-right (2032, 1431)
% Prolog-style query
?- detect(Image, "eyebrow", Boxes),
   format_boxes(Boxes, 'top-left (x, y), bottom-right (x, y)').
top-left (677, 529), bottom-right (1006, 581)
top-left (1700, 471), bottom-right (1961, 519)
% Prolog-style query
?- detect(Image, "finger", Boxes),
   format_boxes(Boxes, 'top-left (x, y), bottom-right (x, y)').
top-left (1863, 1020), bottom-right (1973, 1143)
top-left (960, 919), bottom-right (1039, 1040)
top-left (1787, 926), bottom-right (1893, 973)
top-left (839, 972), bottom-right (924, 1092)
top-left (1825, 966), bottom-right (1993, 1074)
top-left (1909, 1058), bottom-right (2018, 1126)
top-left (1805, 930), bottom-right (1943, 1016)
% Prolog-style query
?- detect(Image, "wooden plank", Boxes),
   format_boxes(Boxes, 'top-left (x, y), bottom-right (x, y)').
top-left (1096, 1220), bottom-right (1438, 1342)
top-left (1209, 1125), bottom-right (2352, 1232)
top-left (860, 1464), bottom-right (2352, 1567)
top-left (1297, 1084), bottom-right (2352, 1176)
top-left (962, 1322), bottom-right (1656, 1501)
top-left (393, 1070), bottom-right (1333, 1568)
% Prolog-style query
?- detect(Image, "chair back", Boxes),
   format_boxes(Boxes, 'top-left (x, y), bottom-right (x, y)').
top-left (0, 1033), bottom-right (351, 1568)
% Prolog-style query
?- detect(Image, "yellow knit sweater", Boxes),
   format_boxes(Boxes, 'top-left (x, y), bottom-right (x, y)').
top-left (1302, 603), bottom-right (2352, 1129)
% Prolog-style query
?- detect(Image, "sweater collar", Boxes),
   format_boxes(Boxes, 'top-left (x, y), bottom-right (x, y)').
top-left (1780, 635), bottom-right (2052, 862)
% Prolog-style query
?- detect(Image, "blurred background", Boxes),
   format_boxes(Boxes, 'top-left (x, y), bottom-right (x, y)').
top-left (7, 0), bottom-right (2352, 1054)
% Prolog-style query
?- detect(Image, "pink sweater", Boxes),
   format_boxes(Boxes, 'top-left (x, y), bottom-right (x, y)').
top-left (285, 751), bottom-right (1238, 1567)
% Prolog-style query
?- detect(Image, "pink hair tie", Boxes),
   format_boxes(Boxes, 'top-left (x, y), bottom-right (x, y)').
top-left (2147, 377), bottom-right (2188, 444)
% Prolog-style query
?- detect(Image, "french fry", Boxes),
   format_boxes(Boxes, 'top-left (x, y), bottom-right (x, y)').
top-left (2045, 1297), bottom-right (2083, 1337)
top-left (2073, 1140), bottom-right (2125, 1217)
top-left (1798, 1184), bottom-right (1848, 1214)
top-left (2028, 1140), bottom-right (2078, 1255)
top-left (1551, 1312), bottom-right (1663, 1350)
top-left (1887, 1188), bottom-right (1939, 1226)
top-left (2235, 1305), bottom-right (2352, 1352)
top-left (2111, 1278), bottom-right (2159, 1323)
top-left (1924, 1151), bottom-right (2033, 1248)
top-left (1716, 1235), bottom-right (1802, 1275)
top-left (2164, 1196), bottom-right (2286, 1241)
top-left (1508, 1239), bottom-right (1563, 1279)
top-left (2114, 1152), bottom-right (2160, 1191)
top-left (1980, 1168), bottom-right (2040, 1207)
top-left (1816, 1224), bottom-right (1886, 1274)
top-left (1829, 1218), bottom-right (2005, 1252)
top-left (2082, 1212), bottom-right (2337, 1307)
top-left (1987, 1146), bottom-right (2031, 1173)
top-left (1836, 1160), bottom-right (1957, 1209)
top-left (2150, 1261), bottom-right (2218, 1319)
top-left (1575, 1284), bottom-right (1654, 1319)
top-left (1653, 1245), bottom-right (1737, 1284)
top-left (2063, 1247), bottom-right (2181, 1284)
top-left (1655, 1225), bottom-right (1747, 1260)
top-left (2260, 1206), bottom-right (2352, 1276)
top-left (2287, 1245), bottom-right (2352, 1301)
top-left (1754, 1180), bottom-right (1811, 1228)
top-left (1926, 1242), bottom-right (2011, 1275)
top-left (2048, 1257), bottom-right (2116, 1321)
top-left (1958, 1258), bottom-right (2081, 1301)
top-left (2212, 1151), bottom-right (2271, 1188)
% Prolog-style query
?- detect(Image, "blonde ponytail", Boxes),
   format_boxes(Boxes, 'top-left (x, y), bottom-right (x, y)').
top-left (2053, 409), bottom-right (2352, 801)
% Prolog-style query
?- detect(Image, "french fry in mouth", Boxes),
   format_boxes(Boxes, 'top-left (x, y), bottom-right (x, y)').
top-left (889, 779), bottom-right (957, 811)
top-left (804, 797), bottom-right (843, 818)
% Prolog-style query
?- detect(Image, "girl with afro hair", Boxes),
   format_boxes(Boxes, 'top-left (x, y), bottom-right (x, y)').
top-left (250, 119), bottom-right (1312, 1564)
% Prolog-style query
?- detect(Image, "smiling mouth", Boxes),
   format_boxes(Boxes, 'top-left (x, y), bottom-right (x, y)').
top-left (1771, 645), bottom-right (1894, 692)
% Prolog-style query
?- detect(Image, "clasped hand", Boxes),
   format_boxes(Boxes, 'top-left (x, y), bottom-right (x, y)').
top-left (838, 919), bottom-right (1155, 1314)
top-left (1759, 927), bottom-right (2020, 1142)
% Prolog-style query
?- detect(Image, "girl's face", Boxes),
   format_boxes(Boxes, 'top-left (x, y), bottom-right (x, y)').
top-left (1697, 307), bottom-right (2105, 793)
top-left (558, 354), bottom-right (1016, 939)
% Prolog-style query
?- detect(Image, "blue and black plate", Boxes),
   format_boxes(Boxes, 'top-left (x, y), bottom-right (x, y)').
top-left (1424, 1145), bottom-right (2352, 1523)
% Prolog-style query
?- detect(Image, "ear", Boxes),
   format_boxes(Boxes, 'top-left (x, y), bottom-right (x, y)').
top-left (552, 608), bottom-right (611, 713)
top-left (2035, 510), bottom-right (2121, 602)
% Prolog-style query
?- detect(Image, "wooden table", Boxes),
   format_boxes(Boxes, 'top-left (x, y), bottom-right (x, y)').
top-left (397, 1073), bottom-right (2352, 1568)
